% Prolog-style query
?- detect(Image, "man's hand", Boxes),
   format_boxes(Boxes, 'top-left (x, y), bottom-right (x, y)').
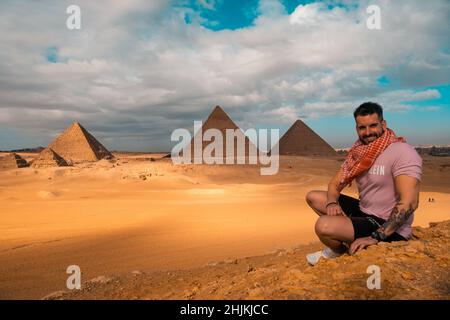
top-left (326, 203), bottom-right (345, 216)
top-left (349, 236), bottom-right (378, 254)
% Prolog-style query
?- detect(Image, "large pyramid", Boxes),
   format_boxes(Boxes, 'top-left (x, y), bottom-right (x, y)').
top-left (48, 122), bottom-right (113, 163)
top-left (183, 106), bottom-right (257, 162)
top-left (0, 153), bottom-right (29, 170)
top-left (276, 119), bottom-right (337, 156)
top-left (31, 147), bottom-right (68, 168)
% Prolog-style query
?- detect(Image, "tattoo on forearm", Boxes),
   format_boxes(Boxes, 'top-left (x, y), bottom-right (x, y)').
top-left (377, 203), bottom-right (414, 238)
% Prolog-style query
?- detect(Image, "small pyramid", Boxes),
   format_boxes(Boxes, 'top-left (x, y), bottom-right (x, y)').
top-left (0, 153), bottom-right (29, 170)
top-left (183, 106), bottom-right (256, 161)
top-left (48, 122), bottom-right (113, 163)
top-left (276, 119), bottom-right (337, 156)
top-left (31, 148), bottom-right (68, 168)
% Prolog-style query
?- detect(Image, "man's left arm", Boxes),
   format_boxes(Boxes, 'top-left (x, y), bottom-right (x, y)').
top-left (349, 175), bottom-right (420, 254)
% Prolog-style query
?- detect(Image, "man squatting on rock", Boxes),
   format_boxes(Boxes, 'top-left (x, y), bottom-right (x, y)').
top-left (305, 102), bottom-right (422, 265)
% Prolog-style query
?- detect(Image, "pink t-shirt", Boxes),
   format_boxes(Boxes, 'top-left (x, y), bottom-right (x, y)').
top-left (354, 142), bottom-right (422, 239)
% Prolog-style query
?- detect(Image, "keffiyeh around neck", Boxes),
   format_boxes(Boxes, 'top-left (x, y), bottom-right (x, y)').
top-left (340, 128), bottom-right (405, 187)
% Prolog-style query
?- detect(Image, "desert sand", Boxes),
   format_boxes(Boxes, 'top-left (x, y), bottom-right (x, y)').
top-left (46, 220), bottom-right (450, 300)
top-left (0, 152), bottom-right (449, 299)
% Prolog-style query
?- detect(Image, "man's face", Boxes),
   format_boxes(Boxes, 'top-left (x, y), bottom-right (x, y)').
top-left (355, 113), bottom-right (386, 145)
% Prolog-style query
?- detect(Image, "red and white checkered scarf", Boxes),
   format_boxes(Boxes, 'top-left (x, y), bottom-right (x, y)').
top-left (340, 128), bottom-right (405, 187)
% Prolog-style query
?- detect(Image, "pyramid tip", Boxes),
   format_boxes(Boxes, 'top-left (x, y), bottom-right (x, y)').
top-left (70, 121), bottom-right (85, 130)
top-left (209, 105), bottom-right (228, 117)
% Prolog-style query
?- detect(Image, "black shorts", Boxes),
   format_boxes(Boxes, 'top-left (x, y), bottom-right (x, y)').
top-left (338, 194), bottom-right (407, 242)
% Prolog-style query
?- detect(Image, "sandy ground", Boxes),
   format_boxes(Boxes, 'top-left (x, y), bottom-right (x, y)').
top-left (46, 220), bottom-right (450, 300)
top-left (0, 152), bottom-right (449, 299)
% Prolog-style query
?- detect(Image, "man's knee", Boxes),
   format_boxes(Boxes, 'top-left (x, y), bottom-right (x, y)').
top-left (315, 216), bottom-right (335, 236)
top-left (305, 191), bottom-right (313, 206)
top-left (305, 190), bottom-right (321, 207)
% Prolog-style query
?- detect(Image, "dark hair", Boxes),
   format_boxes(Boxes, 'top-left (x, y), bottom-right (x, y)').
top-left (353, 102), bottom-right (383, 121)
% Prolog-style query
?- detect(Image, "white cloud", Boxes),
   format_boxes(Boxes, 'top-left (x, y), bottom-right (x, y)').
top-left (289, 2), bottom-right (345, 26)
top-left (379, 89), bottom-right (441, 103)
top-left (258, 0), bottom-right (287, 19)
top-left (198, 0), bottom-right (219, 11)
top-left (265, 106), bottom-right (298, 123)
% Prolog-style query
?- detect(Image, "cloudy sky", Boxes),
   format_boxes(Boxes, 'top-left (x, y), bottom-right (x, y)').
top-left (0, 0), bottom-right (449, 151)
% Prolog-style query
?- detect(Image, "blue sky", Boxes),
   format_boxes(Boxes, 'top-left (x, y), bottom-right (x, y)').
top-left (179, 0), bottom-right (260, 30)
top-left (178, 0), bottom-right (357, 31)
top-left (0, 0), bottom-right (449, 151)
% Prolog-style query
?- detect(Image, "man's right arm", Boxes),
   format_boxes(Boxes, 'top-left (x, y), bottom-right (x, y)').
top-left (326, 167), bottom-right (346, 216)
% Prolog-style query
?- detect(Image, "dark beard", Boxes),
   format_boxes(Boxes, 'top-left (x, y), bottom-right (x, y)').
top-left (360, 128), bottom-right (385, 145)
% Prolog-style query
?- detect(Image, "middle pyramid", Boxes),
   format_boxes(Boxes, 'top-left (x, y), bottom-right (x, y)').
top-left (183, 106), bottom-right (256, 161)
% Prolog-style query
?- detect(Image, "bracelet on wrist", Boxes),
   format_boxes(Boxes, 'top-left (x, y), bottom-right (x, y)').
top-left (370, 230), bottom-right (387, 242)
top-left (325, 201), bottom-right (338, 208)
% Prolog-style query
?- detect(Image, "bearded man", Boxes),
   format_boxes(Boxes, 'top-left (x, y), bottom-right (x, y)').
top-left (305, 102), bottom-right (422, 265)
